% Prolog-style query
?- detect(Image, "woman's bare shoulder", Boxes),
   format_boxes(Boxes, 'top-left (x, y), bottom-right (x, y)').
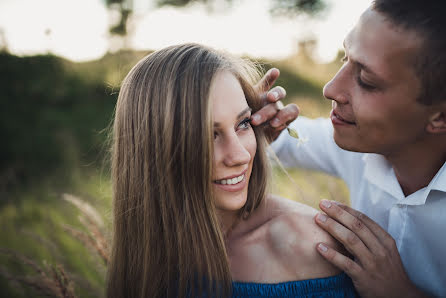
top-left (265, 195), bottom-right (343, 279)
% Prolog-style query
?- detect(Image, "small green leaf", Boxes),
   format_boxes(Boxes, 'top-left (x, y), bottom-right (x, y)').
top-left (287, 127), bottom-right (299, 139)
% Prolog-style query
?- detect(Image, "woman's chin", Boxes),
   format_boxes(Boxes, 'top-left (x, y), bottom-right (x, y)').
top-left (215, 193), bottom-right (248, 213)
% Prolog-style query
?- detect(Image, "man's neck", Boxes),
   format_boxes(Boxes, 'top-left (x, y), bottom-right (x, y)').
top-left (385, 139), bottom-right (446, 197)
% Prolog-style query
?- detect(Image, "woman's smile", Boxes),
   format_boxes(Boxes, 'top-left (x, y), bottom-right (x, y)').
top-left (213, 170), bottom-right (247, 192)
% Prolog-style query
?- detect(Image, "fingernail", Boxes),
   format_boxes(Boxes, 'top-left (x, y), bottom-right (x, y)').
top-left (318, 243), bottom-right (328, 252)
top-left (321, 200), bottom-right (332, 208)
top-left (271, 118), bottom-right (280, 127)
top-left (270, 91), bottom-right (278, 99)
top-left (251, 114), bottom-right (261, 123)
top-left (317, 213), bottom-right (327, 222)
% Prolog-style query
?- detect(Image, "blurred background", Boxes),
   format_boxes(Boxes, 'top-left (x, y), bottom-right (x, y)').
top-left (0, 0), bottom-right (371, 297)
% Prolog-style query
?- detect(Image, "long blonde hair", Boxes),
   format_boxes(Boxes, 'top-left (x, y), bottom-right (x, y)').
top-left (107, 43), bottom-right (270, 298)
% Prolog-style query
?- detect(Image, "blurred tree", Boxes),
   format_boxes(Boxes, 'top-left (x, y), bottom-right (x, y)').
top-left (0, 53), bottom-right (116, 192)
top-left (269, 0), bottom-right (326, 16)
top-left (155, 0), bottom-right (324, 13)
top-left (106, 0), bottom-right (134, 36)
top-left (0, 28), bottom-right (8, 52)
top-left (105, 0), bottom-right (325, 47)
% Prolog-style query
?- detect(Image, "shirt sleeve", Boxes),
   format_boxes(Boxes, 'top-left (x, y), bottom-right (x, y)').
top-left (270, 117), bottom-right (362, 181)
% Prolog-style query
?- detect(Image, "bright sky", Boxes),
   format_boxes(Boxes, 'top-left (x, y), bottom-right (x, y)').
top-left (0, 0), bottom-right (372, 63)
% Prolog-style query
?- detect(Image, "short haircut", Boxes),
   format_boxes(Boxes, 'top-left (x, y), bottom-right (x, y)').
top-left (373, 0), bottom-right (446, 105)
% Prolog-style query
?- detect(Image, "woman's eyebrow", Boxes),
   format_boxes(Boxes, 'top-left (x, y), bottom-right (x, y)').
top-left (214, 107), bottom-right (252, 128)
top-left (237, 107), bottom-right (252, 119)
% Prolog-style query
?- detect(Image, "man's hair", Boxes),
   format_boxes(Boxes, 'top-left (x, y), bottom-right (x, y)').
top-left (373, 0), bottom-right (446, 105)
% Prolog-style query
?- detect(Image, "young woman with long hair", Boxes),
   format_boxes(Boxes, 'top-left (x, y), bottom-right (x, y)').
top-left (107, 43), bottom-right (356, 297)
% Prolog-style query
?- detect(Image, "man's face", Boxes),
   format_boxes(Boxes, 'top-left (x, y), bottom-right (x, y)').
top-left (323, 8), bottom-right (435, 158)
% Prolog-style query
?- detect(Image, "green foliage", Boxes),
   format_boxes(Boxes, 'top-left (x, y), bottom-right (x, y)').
top-left (109, 9), bottom-right (131, 36)
top-left (269, 64), bottom-right (323, 102)
top-left (0, 53), bottom-right (116, 192)
top-left (270, 0), bottom-right (326, 16)
top-left (156, 0), bottom-right (206, 7)
top-left (155, 0), bottom-right (325, 14)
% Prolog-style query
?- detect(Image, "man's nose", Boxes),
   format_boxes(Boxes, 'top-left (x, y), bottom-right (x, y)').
top-left (323, 64), bottom-right (350, 105)
top-left (223, 135), bottom-right (251, 167)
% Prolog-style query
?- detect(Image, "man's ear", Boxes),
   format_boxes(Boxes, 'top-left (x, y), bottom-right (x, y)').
top-left (426, 111), bottom-right (446, 134)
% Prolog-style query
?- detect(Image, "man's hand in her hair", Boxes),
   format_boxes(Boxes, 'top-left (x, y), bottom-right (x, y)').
top-left (251, 68), bottom-right (299, 143)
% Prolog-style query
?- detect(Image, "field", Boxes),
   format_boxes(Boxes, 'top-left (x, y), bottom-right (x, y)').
top-left (0, 47), bottom-right (348, 297)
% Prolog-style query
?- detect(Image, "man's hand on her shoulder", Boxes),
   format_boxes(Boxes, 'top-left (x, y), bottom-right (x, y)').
top-left (267, 198), bottom-right (342, 279)
top-left (251, 68), bottom-right (299, 143)
top-left (314, 200), bottom-right (431, 298)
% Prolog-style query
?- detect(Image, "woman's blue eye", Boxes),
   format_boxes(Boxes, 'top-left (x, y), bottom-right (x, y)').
top-left (238, 118), bottom-right (251, 130)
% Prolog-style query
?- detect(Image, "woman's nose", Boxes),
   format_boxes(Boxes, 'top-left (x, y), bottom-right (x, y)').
top-left (323, 64), bottom-right (350, 105)
top-left (223, 135), bottom-right (251, 167)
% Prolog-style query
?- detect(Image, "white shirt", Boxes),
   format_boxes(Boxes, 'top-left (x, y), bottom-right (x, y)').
top-left (271, 117), bottom-right (446, 297)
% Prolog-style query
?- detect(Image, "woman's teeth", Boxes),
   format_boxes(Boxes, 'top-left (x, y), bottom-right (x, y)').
top-left (215, 174), bottom-right (244, 185)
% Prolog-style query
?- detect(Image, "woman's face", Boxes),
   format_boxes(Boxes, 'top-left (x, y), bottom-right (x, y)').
top-left (210, 71), bottom-right (257, 214)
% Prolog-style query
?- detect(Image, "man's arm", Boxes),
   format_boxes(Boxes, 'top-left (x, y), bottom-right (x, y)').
top-left (315, 200), bottom-right (432, 298)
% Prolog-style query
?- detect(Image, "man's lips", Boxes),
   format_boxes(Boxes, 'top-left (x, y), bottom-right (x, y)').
top-left (331, 110), bottom-right (356, 125)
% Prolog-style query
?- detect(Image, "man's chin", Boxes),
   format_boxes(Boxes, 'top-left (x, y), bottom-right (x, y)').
top-left (333, 134), bottom-right (368, 153)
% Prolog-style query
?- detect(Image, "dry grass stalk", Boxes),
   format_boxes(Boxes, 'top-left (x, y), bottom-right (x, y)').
top-left (0, 248), bottom-right (76, 298)
top-left (62, 193), bottom-right (104, 228)
top-left (62, 193), bottom-right (110, 264)
top-left (62, 223), bottom-right (109, 265)
top-left (78, 214), bottom-right (109, 264)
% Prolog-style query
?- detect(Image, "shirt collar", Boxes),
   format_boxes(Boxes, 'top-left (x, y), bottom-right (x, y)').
top-left (362, 155), bottom-right (446, 205)
top-left (362, 153), bottom-right (405, 201)
top-left (429, 161), bottom-right (446, 192)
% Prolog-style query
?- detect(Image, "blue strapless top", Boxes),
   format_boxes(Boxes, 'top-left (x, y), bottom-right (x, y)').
top-left (231, 273), bottom-right (357, 297)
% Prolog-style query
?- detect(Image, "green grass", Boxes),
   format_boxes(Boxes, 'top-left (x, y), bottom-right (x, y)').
top-left (0, 173), bottom-right (111, 297)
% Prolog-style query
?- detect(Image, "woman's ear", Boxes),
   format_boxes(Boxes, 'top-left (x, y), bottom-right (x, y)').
top-left (426, 111), bottom-right (446, 134)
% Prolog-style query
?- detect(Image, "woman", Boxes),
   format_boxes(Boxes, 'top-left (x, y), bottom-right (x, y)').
top-left (107, 43), bottom-right (356, 297)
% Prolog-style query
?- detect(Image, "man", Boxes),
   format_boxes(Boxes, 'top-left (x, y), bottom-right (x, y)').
top-left (251, 0), bottom-right (446, 296)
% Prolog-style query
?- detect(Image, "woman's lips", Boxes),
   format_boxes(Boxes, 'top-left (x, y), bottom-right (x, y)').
top-left (213, 174), bottom-right (247, 192)
top-left (330, 110), bottom-right (356, 126)
top-left (213, 170), bottom-right (248, 192)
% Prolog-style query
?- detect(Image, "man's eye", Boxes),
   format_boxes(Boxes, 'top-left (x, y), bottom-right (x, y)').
top-left (356, 76), bottom-right (376, 91)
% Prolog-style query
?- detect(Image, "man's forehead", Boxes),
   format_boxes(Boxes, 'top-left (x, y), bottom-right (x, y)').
top-left (344, 7), bottom-right (421, 80)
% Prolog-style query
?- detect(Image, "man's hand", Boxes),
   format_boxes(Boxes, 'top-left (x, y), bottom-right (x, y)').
top-left (251, 68), bottom-right (299, 143)
top-left (314, 200), bottom-right (430, 298)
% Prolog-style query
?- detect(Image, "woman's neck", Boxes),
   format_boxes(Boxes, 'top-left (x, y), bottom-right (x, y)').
top-left (217, 209), bottom-right (240, 238)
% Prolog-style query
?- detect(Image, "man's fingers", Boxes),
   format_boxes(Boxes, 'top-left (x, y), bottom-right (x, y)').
top-left (251, 102), bottom-right (299, 127)
top-left (254, 68), bottom-right (280, 94)
top-left (318, 200), bottom-right (386, 255)
top-left (250, 102), bottom-right (281, 126)
top-left (269, 103), bottom-right (299, 128)
top-left (315, 212), bottom-right (374, 264)
top-left (316, 242), bottom-right (362, 278)
top-left (335, 203), bottom-right (396, 251)
top-left (266, 86), bottom-right (287, 104)
top-left (258, 85), bottom-right (286, 104)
